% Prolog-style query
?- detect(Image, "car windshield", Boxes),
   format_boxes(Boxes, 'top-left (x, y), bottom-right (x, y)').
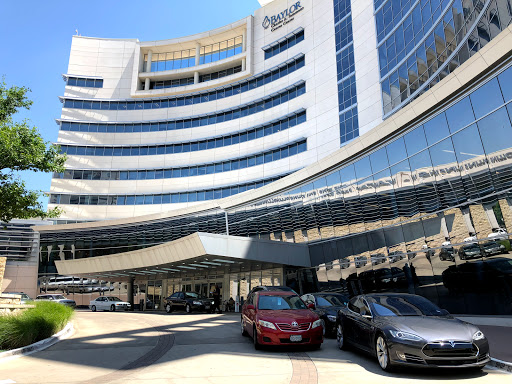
top-left (317, 295), bottom-right (347, 307)
top-left (54, 295), bottom-right (66, 300)
top-left (464, 244), bottom-right (480, 251)
top-left (185, 292), bottom-right (205, 299)
top-left (488, 259), bottom-right (512, 271)
top-left (107, 297), bottom-right (121, 301)
top-left (370, 296), bottom-right (446, 317)
top-left (258, 295), bottom-right (307, 310)
top-left (21, 294), bottom-right (31, 300)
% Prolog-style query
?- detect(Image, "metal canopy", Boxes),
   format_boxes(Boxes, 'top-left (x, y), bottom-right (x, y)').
top-left (55, 232), bottom-right (311, 281)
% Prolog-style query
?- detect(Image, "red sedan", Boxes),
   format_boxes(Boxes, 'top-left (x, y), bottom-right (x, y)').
top-left (241, 291), bottom-right (324, 349)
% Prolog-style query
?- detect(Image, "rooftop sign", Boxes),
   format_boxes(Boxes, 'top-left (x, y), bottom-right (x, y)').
top-left (262, 1), bottom-right (304, 32)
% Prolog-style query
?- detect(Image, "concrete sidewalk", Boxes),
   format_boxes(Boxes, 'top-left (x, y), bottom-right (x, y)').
top-left (0, 312), bottom-right (510, 384)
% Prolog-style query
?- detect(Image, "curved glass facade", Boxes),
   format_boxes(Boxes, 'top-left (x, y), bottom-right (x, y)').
top-left (58, 110), bottom-right (306, 157)
top-left (49, 173), bottom-right (290, 206)
top-left (379, 0), bottom-right (512, 115)
top-left (62, 55), bottom-right (305, 111)
top-left (60, 81), bottom-right (305, 132)
top-left (54, 139), bottom-right (307, 180)
top-left (41, 60), bottom-right (512, 314)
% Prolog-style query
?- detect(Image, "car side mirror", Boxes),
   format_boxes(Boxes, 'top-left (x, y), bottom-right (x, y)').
top-left (246, 304), bottom-right (255, 310)
top-left (307, 303), bottom-right (315, 310)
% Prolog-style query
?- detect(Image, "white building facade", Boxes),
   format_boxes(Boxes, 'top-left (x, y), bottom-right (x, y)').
top-left (51, 0), bottom-right (358, 221)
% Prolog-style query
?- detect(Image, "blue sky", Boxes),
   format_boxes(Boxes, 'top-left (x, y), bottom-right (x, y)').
top-left (1, 0), bottom-right (260, 209)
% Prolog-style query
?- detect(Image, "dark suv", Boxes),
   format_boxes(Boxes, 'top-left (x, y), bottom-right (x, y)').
top-left (164, 291), bottom-right (214, 313)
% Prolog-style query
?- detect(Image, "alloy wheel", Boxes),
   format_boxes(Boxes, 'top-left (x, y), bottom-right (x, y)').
top-left (165, 304), bottom-right (172, 313)
top-left (91, 305), bottom-right (96, 312)
top-left (376, 336), bottom-right (390, 371)
top-left (186, 304), bottom-right (191, 313)
top-left (110, 304), bottom-right (115, 312)
top-left (337, 324), bottom-right (345, 350)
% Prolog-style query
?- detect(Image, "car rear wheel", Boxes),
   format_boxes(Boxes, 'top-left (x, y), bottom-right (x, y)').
top-left (241, 317), bottom-right (248, 336)
top-left (185, 304), bottom-right (192, 313)
top-left (253, 326), bottom-right (260, 350)
top-left (110, 304), bottom-right (115, 312)
top-left (376, 335), bottom-right (392, 371)
top-left (165, 303), bottom-right (172, 313)
top-left (337, 323), bottom-right (347, 350)
top-left (91, 305), bottom-right (96, 312)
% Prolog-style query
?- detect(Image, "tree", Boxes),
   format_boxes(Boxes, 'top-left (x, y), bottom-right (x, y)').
top-left (0, 79), bottom-right (66, 223)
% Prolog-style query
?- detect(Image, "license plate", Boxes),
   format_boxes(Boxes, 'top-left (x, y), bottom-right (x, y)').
top-left (205, 305), bottom-right (210, 309)
top-left (290, 335), bottom-right (302, 342)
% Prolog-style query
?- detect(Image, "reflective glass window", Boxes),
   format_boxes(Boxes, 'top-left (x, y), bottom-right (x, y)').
top-left (469, 78), bottom-right (504, 119)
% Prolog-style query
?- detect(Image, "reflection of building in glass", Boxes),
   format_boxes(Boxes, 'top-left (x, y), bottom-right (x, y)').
top-left (27, 0), bottom-right (512, 314)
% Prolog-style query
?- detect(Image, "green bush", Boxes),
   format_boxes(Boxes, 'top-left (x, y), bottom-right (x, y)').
top-left (0, 301), bottom-right (73, 350)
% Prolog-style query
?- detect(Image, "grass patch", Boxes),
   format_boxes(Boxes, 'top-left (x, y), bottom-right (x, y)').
top-left (0, 301), bottom-right (74, 350)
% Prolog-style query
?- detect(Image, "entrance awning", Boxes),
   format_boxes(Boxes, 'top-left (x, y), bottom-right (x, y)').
top-left (55, 232), bottom-right (311, 280)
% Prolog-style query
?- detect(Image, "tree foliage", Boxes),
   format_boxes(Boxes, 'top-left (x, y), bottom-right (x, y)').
top-left (0, 79), bottom-right (67, 223)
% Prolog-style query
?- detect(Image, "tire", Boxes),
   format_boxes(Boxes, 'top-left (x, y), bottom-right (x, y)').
top-left (321, 319), bottom-right (326, 336)
top-left (165, 303), bottom-right (172, 313)
top-left (336, 322), bottom-right (347, 350)
top-left (253, 326), bottom-right (261, 350)
top-left (91, 305), bottom-right (96, 312)
top-left (241, 317), bottom-right (248, 336)
top-left (110, 304), bottom-right (115, 312)
top-left (376, 335), bottom-right (393, 372)
top-left (185, 304), bottom-right (192, 313)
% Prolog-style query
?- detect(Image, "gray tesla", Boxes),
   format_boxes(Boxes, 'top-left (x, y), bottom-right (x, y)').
top-left (336, 293), bottom-right (490, 371)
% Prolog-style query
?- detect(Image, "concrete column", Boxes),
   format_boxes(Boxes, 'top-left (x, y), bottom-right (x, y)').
top-left (144, 78), bottom-right (150, 91)
top-left (241, 58), bottom-right (246, 71)
top-left (194, 71), bottom-right (199, 84)
top-left (242, 28), bottom-right (247, 52)
top-left (461, 207), bottom-right (476, 235)
top-left (484, 204), bottom-right (500, 230)
top-left (146, 50), bottom-right (153, 72)
top-left (127, 277), bottom-right (134, 311)
top-left (195, 42), bottom-right (201, 66)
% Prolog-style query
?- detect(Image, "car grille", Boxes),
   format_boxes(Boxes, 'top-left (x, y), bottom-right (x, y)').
top-left (276, 322), bottom-right (311, 331)
top-left (422, 341), bottom-right (478, 358)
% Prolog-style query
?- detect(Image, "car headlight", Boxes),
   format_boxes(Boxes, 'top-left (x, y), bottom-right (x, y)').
top-left (312, 319), bottom-right (323, 329)
top-left (389, 330), bottom-right (423, 341)
top-left (473, 331), bottom-right (485, 340)
top-left (500, 245), bottom-right (506, 250)
top-left (327, 315), bottom-right (337, 322)
top-left (258, 320), bottom-right (276, 330)
top-left (192, 301), bottom-right (202, 305)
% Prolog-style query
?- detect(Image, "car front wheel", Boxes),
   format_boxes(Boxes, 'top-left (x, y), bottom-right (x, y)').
top-left (185, 304), bottom-right (192, 313)
top-left (91, 305), bottom-right (96, 312)
top-left (110, 304), bottom-right (115, 312)
top-left (253, 326), bottom-right (260, 350)
top-left (241, 317), bottom-right (248, 336)
top-left (337, 323), bottom-right (347, 350)
top-left (165, 303), bottom-right (172, 313)
top-left (376, 335), bottom-right (392, 371)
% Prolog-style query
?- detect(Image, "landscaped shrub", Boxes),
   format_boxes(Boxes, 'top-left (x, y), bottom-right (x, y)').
top-left (0, 301), bottom-right (73, 350)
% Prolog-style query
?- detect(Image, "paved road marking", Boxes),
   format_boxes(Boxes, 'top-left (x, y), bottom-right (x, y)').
top-left (289, 352), bottom-right (318, 384)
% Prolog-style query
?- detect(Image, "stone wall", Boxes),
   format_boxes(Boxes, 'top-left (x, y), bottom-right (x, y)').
top-left (0, 257), bottom-right (6, 294)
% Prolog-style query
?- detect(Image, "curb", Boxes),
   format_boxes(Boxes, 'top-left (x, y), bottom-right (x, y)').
top-left (0, 322), bottom-right (74, 363)
top-left (488, 357), bottom-right (512, 373)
